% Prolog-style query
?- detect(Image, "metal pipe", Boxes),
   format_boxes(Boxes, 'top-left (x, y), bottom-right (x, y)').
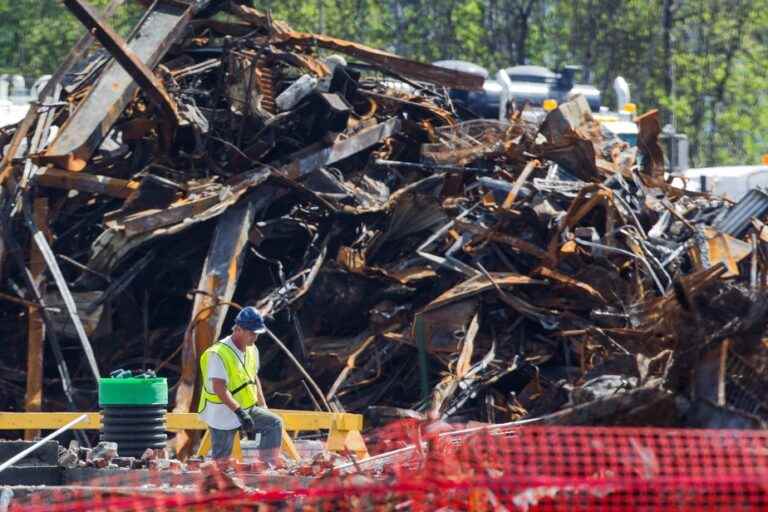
top-left (265, 328), bottom-right (332, 412)
top-left (0, 414), bottom-right (88, 472)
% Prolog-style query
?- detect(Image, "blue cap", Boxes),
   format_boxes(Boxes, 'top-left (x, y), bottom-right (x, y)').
top-left (235, 307), bottom-right (266, 333)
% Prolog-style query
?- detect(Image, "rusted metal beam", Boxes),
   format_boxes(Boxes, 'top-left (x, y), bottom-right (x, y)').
top-left (173, 194), bottom-right (261, 457)
top-left (106, 194), bottom-right (221, 237)
top-left (63, 0), bottom-right (179, 125)
top-left (24, 198), bottom-right (48, 441)
top-left (0, 0), bottom-right (124, 186)
top-left (692, 339), bottom-right (731, 410)
top-left (39, 0), bottom-right (193, 171)
top-left (279, 118), bottom-right (401, 180)
top-left (36, 167), bottom-right (140, 198)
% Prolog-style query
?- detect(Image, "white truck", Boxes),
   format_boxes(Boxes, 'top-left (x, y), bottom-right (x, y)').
top-left (434, 61), bottom-right (689, 173)
top-left (0, 74), bottom-right (50, 128)
top-left (671, 165), bottom-right (768, 202)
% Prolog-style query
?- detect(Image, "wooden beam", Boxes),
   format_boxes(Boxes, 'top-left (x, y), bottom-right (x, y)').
top-left (24, 198), bottom-right (48, 440)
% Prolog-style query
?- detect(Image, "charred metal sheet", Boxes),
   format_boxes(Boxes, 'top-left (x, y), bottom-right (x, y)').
top-left (86, 170), bottom-right (271, 276)
top-left (39, 0), bottom-right (193, 171)
top-left (702, 228), bottom-right (752, 278)
top-left (106, 194), bottom-right (221, 237)
top-left (421, 272), bottom-right (538, 312)
top-left (537, 136), bottom-right (600, 182)
top-left (228, 3), bottom-right (312, 35)
top-left (20, 83), bottom-right (62, 190)
top-left (714, 189), bottom-right (768, 238)
top-left (539, 95), bottom-right (593, 144)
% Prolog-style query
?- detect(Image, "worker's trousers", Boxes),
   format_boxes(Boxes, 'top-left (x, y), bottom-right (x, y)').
top-left (210, 406), bottom-right (283, 460)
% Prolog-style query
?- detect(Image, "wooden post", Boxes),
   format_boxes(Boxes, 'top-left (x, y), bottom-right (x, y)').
top-left (25, 198), bottom-right (48, 440)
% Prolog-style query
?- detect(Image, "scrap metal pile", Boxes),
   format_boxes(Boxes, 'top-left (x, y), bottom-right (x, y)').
top-left (2, 0), bottom-right (768, 447)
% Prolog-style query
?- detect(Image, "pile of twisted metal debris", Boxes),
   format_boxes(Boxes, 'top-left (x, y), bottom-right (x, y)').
top-left (2, 0), bottom-right (768, 455)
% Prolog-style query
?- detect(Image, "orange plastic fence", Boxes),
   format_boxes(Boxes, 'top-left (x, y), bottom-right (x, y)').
top-left (14, 422), bottom-right (768, 511)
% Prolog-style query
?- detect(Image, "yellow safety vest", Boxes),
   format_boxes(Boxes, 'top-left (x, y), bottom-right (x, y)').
top-left (198, 341), bottom-right (259, 412)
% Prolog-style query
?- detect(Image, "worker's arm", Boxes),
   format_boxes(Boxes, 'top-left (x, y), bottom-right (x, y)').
top-left (211, 377), bottom-right (240, 412)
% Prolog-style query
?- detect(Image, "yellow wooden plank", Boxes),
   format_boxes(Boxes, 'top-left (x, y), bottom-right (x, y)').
top-left (0, 410), bottom-right (363, 432)
top-left (0, 412), bottom-right (102, 429)
top-left (167, 411), bottom-right (362, 431)
top-left (165, 413), bottom-right (206, 430)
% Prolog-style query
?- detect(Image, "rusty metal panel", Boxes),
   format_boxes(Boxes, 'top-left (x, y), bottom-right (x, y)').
top-left (106, 195), bottom-right (221, 237)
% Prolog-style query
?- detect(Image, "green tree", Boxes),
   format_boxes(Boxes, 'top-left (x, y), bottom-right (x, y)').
top-left (3, 0), bottom-right (768, 166)
top-left (0, 0), bottom-right (141, 76)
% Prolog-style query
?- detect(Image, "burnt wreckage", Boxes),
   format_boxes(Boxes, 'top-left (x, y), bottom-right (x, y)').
top-left (1, 1), bottom-right (768, 457)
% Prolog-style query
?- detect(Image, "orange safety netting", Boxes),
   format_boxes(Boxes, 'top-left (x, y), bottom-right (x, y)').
top-left (13, 422), bottom-right (768, 511)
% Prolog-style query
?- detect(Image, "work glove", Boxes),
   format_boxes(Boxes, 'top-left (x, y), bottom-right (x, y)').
top-left (234, 408), bottom-right (256, 436)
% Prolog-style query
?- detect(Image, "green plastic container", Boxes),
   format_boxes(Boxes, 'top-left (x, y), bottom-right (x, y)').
top-left (99, 377), bottom-right (169, 457)
top-left (98, 377), bottom-right (168, 407)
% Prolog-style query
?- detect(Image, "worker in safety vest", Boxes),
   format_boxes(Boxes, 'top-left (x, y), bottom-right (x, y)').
top-left (198, 306), bottom-right (284, 463)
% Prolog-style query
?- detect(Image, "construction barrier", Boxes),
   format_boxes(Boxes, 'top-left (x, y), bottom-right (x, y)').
top-left (10, 421), bottom-right (768, 511)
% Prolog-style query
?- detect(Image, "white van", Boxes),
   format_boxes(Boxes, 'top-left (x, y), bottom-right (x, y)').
top-left (0, 100), bottom-right (29, 128)
top-left (0, 74), bottom-right (49, 128)
top-left (671, 165), bottom-right (768, 202)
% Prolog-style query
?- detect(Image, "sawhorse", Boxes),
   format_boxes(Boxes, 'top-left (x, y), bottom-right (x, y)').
top-left (0, 410), bottom-right (368, 461)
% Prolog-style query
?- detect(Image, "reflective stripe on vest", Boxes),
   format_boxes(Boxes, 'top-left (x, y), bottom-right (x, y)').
top-left (198, 342), bottom-right (259, 412)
